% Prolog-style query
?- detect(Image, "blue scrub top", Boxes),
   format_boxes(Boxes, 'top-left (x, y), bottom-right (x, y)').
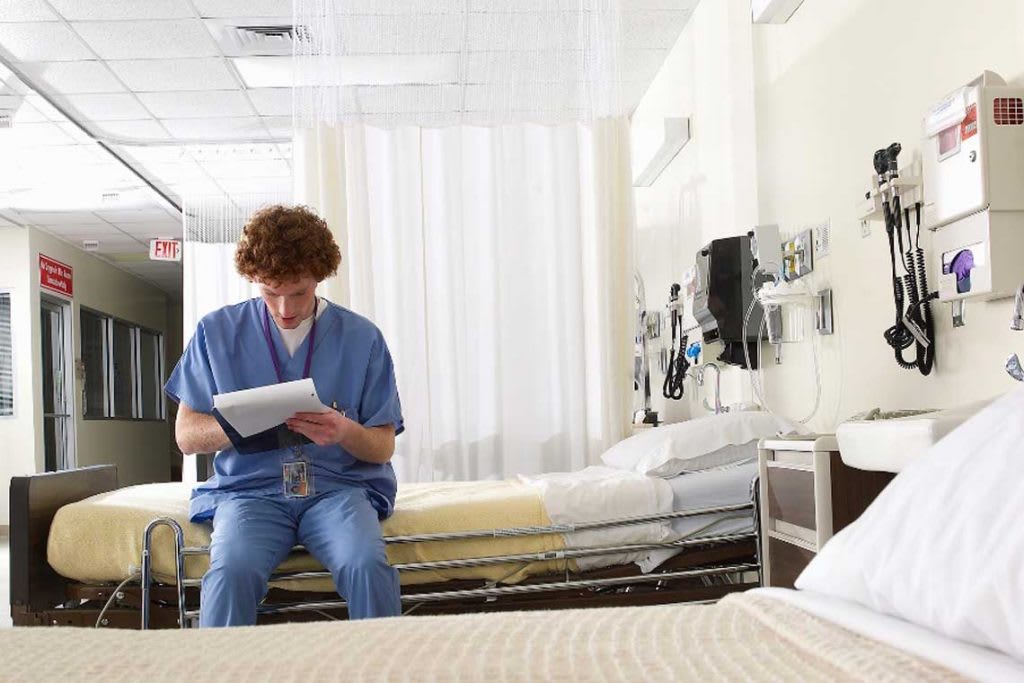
top-left (165, 298), bottom-right (404, 523)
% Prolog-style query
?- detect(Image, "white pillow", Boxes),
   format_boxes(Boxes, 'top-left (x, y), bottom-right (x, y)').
top-left (601, 411), bottom-right (801, 478)
top-left (796, 386), bottom-right (1024, 662)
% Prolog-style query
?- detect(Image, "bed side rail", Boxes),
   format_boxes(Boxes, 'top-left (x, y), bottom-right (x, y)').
top-left (10, 465), bottom-right (119, 616)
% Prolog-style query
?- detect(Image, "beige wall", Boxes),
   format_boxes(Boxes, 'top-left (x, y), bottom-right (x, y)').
top-left (632, 0), bottom-right (1024, 430)
top-left (166, 298), bottom-right (184, 479)
top-left (0, 227), bottom-right (37, 524)
top-left (631, 0), bottom-right (760, 424)
top-left (0, 227), bottom-right (173, 524)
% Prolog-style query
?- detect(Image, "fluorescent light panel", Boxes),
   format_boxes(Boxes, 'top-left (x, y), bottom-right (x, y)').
top-left (633, 117), bottom-right (691, 188)
top-left (233, 55), bottom-right (461, 88)
top-left (751, 0), bottom-right (806, 24)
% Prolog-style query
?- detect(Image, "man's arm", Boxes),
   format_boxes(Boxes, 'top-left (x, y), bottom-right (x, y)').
top-left (286, 412), bottom-right (396, 464)
top-left (175, 402), bottom-right (232, 454)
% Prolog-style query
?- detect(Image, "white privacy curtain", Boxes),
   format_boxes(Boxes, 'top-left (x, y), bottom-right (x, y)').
top-left (295, 119), bottom-right (635, 481)
top-left (179, 195), bottom-right (285, 484)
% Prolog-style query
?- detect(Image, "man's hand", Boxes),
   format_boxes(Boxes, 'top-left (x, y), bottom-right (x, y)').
top-left (286, 410), bottom-right (351, 447)
top-left (286, 411), bottom-right (396, 464)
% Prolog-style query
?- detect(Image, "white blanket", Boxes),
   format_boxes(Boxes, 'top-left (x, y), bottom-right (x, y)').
top-left (520, 466), bottom-right (673, 569)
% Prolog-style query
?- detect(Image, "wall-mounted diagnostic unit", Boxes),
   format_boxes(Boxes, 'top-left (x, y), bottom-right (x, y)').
top-left (693, 235), bottom-right (765, 369)
top-left (923, 71), bottom-right (1024, 302)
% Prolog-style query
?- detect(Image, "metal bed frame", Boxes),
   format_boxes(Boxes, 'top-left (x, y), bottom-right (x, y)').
top-left (140, 502), bottom-right (762, 629)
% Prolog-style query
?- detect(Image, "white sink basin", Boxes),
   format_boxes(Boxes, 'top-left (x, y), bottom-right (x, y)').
top-left (836, 399), bottom-right (994, 473)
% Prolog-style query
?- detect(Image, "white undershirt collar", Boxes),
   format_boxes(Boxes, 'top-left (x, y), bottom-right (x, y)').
top-left (275, 297), bottom-right (326, 357)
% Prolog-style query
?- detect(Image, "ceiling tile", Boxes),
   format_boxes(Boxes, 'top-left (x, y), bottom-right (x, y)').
top-left (117, 144), bottom-right (191, 162)
top-left (17, 61), bottom-right (125, 95)
top-left (90, 119), bottom-right (171, 141)
top-left (4, 122), bottom-right (76, 146)
top-left (216, 177), bottom-right (291, 194)
top-left (112, 229), bottom-right (171, 243)
top-left (621, 49), bottom-right (670, 84)
top-left (72, 20), bottom-right (219, 60)
top-left (11, 101), bottom-right (51, 123)
top-left (191, 0), bottom-right (291, 17)
top-left (21, 93), bottom-right (63, 120)
top-left (93, 238), bottom-right (149, 253)
top-left (621, 11), bottom-right (690, 49)
top-left (107, 58), bottom-right (239, 92)
top-left (623, 81), bottom-right (652, 108)
top-left (0, 0), bottom-right (58, 22)
top-left (259, 116), bottom-right (290, 138)
top-left (621, 0), bottom-right (699, 10)
top-left (118, 223), bottom-right (183, 238)
top-left (23, 143), bottom-right (106, 166)
top-left (55, 121), bottom-right (100, 144)
top-left (0, 23), bottom-right (93, 61)
top-left (61, 93), bottom-right (151, 121)
top-left (247, 88), bottom-right (291, 116)
top-left (138, 90), bottom-right (252, 119)
top-left (94, 208), bottom-right (178, 223)
top-left (17, 211), bottom-right (105, 225)
top-left (159, 116), bottom-right (270, 140)
top-left (48, 0), bottom-right (193, 20)
top-left (201, 158), bottom-right (291, 179)
top-left (42, 224), bottom-right (118, 236)
top-left (137, 161), bottom-right (209, 184)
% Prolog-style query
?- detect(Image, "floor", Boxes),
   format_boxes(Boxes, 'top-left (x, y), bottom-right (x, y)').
top-left (0, 531), bottom-right (10, 628)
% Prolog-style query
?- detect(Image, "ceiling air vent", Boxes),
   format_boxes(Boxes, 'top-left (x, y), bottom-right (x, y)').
top-left (205, 19), bottom-right (309, 57)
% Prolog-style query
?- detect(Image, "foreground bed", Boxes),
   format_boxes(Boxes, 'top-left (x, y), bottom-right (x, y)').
top-left (12, 463), bottom-right (760, 628)
top-left (4, 589), bottom-right (1018, 682)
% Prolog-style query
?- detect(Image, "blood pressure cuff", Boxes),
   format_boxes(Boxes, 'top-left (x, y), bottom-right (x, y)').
top-left (211, 409), bottom-right (311, 455)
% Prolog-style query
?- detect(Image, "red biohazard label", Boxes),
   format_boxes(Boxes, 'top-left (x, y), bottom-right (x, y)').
top-left (961, 103), bottom-right (978, 141)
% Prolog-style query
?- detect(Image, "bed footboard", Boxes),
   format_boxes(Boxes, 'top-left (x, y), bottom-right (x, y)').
top-left (10, 465), bottom-right (119, 625)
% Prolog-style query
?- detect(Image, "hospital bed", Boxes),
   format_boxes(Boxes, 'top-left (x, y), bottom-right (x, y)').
top-left (1, 588), bottom-right (1016, 682)
top-left (10, 462), bottom-right (761, 629)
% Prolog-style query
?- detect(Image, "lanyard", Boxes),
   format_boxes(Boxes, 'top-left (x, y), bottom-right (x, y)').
top-left (262, 298), bottom-right (319, 383)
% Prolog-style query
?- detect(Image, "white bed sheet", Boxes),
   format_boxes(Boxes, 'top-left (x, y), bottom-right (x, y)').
top-left (756, 587), bottom-right (1024, 682)
top-left (638, 461), bottom-right (758, 572)
top-left (520, 466), bottom-right (674, 570)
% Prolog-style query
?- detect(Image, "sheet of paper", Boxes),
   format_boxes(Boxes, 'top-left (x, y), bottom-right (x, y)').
top-left (213, 378), bottom-right (330, 438)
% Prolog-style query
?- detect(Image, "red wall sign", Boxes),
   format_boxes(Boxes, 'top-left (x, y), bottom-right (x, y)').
top-left (39, 255), bottom-right (73, 297)
top-left (149, 238), bottom-right (182, 262)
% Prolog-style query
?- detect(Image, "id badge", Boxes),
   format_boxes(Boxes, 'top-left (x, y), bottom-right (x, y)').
top-left (282, 443), bottom-right (314, 498)
top-left (283, 461), bottom-right (310, 498)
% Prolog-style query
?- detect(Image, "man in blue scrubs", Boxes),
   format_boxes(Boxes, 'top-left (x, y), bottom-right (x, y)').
top-left (165, 204), bottom-right (404, 627)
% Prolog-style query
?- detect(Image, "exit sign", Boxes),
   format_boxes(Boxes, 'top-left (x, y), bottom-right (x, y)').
top-left (149, 239), bottom-right (181, 262)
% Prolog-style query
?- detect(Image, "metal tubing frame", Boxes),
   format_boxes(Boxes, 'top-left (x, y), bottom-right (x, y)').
top-left (232, 562), bottom-right (760, 619)
top-left (142, 502), bottom-right (758, 629)
top-left (140, 517), bottom-right (187, 630)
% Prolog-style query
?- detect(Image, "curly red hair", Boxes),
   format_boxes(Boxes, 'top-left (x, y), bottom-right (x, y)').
top-left (235, 205), bottom-right (341, 283)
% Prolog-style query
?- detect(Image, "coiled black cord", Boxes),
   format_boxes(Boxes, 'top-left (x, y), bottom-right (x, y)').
top-left (883, 196), bottom-right (918, 368)
top-left (663, 284), bottom-right (687, 400)
top-left (909, 204), bottom-right (935, 375)
top-left (663, 334), bottom-right (688, 400)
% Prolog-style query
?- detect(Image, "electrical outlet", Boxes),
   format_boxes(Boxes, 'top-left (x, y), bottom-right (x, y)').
top-left (813, 221), bottom-right (832, 258)
top-left (860, 220), bottom-right (872, 238)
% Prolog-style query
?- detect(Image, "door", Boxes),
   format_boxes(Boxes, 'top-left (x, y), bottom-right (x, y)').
top-left (41, 297), bottom-right (75, 471)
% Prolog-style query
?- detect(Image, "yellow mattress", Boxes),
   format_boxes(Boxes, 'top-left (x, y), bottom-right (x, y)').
top-left (47, 481), bottom-right (576, 591)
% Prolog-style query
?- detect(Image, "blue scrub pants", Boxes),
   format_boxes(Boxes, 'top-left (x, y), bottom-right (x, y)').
top-left (199, 487), bottom-right (400, 627)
